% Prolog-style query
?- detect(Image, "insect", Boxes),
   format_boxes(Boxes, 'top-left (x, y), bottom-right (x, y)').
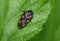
top-left (18, 10), bottom-right (33, 28)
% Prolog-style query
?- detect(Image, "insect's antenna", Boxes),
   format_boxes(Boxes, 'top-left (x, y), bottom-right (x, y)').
top-left (21, 11), bottom-right (25, 12)
top-left (22, 10), bottom-right (28, 12)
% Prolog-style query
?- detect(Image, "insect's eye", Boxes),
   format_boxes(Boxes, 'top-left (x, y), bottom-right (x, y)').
top-left (28, 12), bottom-right (32, 16)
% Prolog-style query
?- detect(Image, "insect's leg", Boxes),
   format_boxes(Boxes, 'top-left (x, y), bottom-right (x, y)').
top-left (30, 21), bottom-right (32, 23)
top-left (30, 20), bottom-right (32, 23)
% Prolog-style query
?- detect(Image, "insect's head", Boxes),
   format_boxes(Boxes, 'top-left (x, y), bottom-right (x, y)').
top-left (22, 10), bottom-right (33, 15)
top-left (28, 10), bottom-right (33, 15)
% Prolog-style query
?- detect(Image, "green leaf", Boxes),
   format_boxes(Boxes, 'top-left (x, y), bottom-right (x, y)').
top-left (0, 0), bottom-right (51, 41)
top-left (41, 0), bottom-right (60, 41)
top-left (28, 0), bottom-right (60, 41)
